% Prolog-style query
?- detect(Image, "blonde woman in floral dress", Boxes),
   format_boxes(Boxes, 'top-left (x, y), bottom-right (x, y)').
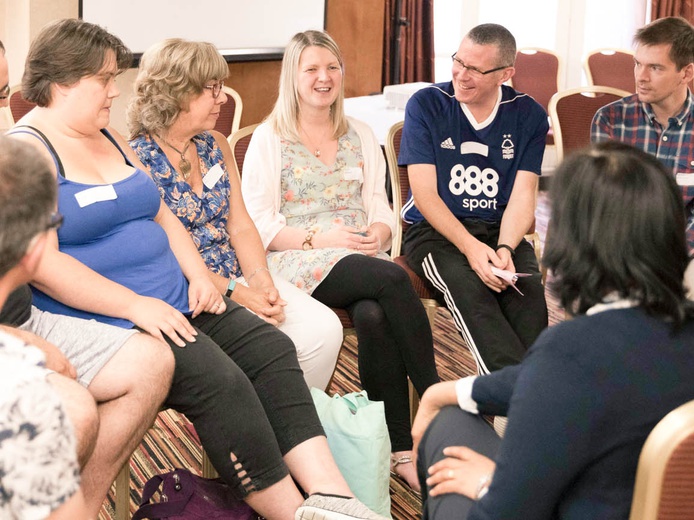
top-left (242, 30), bottom-right (439, 492)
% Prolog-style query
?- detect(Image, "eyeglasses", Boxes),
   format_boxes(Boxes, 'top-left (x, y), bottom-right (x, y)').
top-left (0, 84), bottom-right (10, 101)
top-left (203, 81), bottom-right (224, 99)
top-left (45, 212), bottom-right (64, 232)
top-left (451, 54), bottom-right (510, 77)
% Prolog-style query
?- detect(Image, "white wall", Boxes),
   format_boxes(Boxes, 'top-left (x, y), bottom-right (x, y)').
top-left (1, 0), bottom-right (77, 86)
top-left (434, 0), bottom-right (648, 88)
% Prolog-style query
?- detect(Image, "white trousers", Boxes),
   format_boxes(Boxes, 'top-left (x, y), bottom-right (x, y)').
top-left (240, 274), bottom-right (343, 391)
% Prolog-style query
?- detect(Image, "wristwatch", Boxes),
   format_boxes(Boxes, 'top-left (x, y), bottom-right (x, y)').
top-left (225, 278), bottom-right (237, 298)
top-left (302, 230), bottom-right (315, 251)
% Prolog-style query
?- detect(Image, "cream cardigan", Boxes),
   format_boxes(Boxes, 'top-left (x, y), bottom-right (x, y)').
top-left (241, 117), bottom-right (396, 251)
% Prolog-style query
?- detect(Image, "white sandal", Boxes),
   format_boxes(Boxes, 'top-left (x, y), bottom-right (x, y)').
top-left (390, 454), bottom-right (420, 494)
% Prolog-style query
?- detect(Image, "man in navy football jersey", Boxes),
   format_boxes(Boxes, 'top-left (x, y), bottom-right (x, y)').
top-left (399, 23), bottom-right (548, 374)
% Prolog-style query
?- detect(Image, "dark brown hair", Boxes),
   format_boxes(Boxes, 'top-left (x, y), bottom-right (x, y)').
top-left (544, 141), bottom-right (692, 324)
top-left (22, 18), bottom-right (132, 107)
top-left (635, 16), bottom-right (694, 70)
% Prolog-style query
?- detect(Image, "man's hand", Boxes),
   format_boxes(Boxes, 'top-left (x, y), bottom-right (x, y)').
top-left (495, 247), bottom-right (516, 274)
top-left (460, 238), bottom-right (508, 292)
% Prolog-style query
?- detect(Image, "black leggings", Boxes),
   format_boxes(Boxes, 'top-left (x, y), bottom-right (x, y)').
top-left (160, 298), bottom-right (324, 499)
top-left (312, 254), bottom-right (440, 451)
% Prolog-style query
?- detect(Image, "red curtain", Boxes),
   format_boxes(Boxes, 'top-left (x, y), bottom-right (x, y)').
top-left (382, 0), bottom-right (435, 87)
top-left (651, 0), bottom-right (694, 21)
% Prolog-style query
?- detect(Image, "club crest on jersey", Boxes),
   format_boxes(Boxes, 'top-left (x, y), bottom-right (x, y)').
top-left (501, 134), bottom-right (515, 160)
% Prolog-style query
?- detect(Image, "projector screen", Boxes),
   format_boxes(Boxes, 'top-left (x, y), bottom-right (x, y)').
top-left (79, 0), bottom-right (326, 61)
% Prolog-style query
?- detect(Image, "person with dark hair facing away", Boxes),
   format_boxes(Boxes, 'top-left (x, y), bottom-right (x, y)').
top-left (411, 141), bottom-right (694, 519)
top-left (399, 23), bottom-right (548, 376)
top-left (10, 18), bottom-right (386, 520)
top-left (591, 16), bottom-right (694, 294)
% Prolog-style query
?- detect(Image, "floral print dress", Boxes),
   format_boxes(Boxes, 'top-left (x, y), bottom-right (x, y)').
top-left (130, 131), bottom-right (243, 279)
top-left (268, 127), bottom-right (389, 294)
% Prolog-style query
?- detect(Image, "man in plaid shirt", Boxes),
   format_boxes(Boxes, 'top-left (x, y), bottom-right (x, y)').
top-left (592, 16), bottom-right (694, 294)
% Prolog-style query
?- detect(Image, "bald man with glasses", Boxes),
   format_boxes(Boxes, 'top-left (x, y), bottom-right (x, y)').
top-left (398, 23), bottom-right (548, 376)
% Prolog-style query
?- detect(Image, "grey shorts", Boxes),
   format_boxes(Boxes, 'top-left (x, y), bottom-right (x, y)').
top-left (20, 306), bottom-right (137, 387)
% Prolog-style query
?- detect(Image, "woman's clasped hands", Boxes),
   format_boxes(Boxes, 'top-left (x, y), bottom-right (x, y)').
top-left (312, 225), bottom-right (381, 256)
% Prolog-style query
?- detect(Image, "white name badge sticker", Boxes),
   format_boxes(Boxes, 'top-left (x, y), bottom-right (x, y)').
top-left (460, 141), bottom-right (489, 157)
top-left (203, 164), bottom-right (225, 190)
top-left (74, 185), bottom-right (118, 208)
top-left (343, 167), bottom-right (363, 182)
top-left (676, 172), bottom-right (694, 186)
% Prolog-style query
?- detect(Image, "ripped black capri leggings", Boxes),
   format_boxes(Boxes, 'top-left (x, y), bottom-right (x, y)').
top-left (160, 298), bottom-right (324, 498)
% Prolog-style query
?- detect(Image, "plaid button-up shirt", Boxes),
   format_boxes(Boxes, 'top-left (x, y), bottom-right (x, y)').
top-left (592, 92), bottom-right (694, 256)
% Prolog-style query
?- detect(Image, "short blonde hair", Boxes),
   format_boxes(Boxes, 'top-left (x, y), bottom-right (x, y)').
top-left (267, 30), bottom-right (348, 141)
top-left (127, 38), bottom-right (228, 138)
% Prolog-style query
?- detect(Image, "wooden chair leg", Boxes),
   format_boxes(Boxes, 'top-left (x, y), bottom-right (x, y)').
top-left (202, 449), bottom-right (218, 478)
top-left (425, 304), bottom-right (437, 331)
top-left (114, 459), bottom-right (130, 520)
top-left (409, 380), bottom-right (420, 423)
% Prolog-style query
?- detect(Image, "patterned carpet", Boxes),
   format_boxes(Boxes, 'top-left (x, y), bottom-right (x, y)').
top-left (98, 192), bottom-right (561, 520)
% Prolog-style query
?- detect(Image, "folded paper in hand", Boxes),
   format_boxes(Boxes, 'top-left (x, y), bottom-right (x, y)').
top-left (490, 266), bottom-right (531, 295)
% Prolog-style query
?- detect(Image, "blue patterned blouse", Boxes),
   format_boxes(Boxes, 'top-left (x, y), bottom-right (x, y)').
top-left (130, 131), bottom-right (242, 279)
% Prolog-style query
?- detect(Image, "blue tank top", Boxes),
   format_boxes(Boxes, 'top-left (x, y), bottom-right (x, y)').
top-left (15, 127), bottom-right (190, 328)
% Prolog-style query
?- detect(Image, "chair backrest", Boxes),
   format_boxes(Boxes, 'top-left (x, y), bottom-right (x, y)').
top-left (509, 48), bottom-right (562, 113)
top-left (384, 121), bottom-right (407, 258)
top-left (227, 123), bottom-right (259, 178)
top-left (629, 399), bottom-right (694, 520)
top-left (548, 86), bottom-right (631, 162)
top-left (585, 48), bottom-right (636, 93)
top-left (8, 85), bottom-right (36, 123)
top-left (213, 86), bottom-right (243, 137)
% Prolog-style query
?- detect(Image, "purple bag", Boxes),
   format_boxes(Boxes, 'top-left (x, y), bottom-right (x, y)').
top-left (132, 468), bottom-right (259, 520)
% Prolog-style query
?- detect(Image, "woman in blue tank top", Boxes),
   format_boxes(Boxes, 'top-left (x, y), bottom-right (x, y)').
top-left (11, 18), bottom-right (386, 520)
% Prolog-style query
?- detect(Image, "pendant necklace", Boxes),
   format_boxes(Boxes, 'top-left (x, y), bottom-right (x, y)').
top-left (300, 125), bottom-right (331, 157)
top-left (158, 134), bottom-right (193, 179)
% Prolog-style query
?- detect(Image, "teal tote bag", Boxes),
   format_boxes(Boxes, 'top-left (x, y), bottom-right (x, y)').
top-left (310, 388), bottom-right (392, 518)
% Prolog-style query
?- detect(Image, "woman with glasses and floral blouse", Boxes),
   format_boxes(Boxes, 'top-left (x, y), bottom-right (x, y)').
top-left (127, 38), bottom-right (343, 392)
